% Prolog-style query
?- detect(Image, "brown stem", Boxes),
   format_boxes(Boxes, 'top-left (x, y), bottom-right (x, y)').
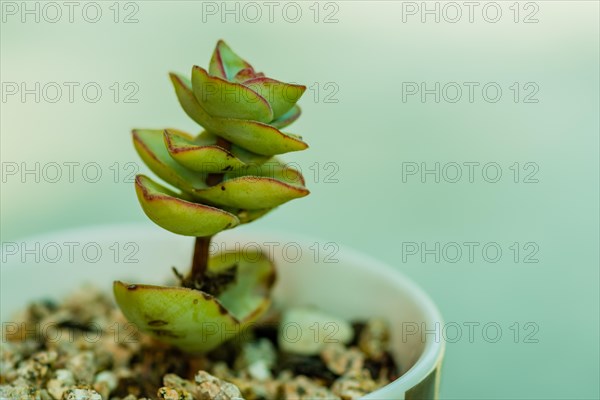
top-left (186, 135), bottom-right (231, 288)
top-left (215, 136), bottom-right (231, 150)
top-left (189, 236), bottom-right (211, 284)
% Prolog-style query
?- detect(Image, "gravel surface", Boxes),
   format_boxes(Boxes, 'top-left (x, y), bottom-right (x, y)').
top-left (1, 287), bottom-right (399, 400)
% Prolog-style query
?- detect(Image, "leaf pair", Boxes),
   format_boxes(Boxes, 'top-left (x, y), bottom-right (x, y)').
top-left (134, 129), bottom-right (308, 237)
top-left (207, 40), bottom-right (305, 122)
top-left (114, 249), bottom-right (275, 353)
top-left (170, 74), bottom-right (306, 156)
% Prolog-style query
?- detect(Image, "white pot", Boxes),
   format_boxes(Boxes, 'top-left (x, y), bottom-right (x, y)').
top-left (1, 223), bottom-right (445, 399)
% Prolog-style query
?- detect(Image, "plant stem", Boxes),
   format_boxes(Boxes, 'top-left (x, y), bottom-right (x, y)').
top-left (187, 134), bottom-right (231, 287)
top-left (189, 236), bottom-right (212, 284)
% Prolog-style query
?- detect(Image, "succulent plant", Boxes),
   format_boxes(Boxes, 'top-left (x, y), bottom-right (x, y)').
top-left (114, 40), bottom-right (309, 353)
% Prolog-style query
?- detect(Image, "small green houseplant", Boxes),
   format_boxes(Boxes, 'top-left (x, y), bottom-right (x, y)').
top-left (114, 40), bottom-right (309, 353)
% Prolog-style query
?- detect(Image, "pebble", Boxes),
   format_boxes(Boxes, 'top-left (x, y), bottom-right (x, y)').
top-left (331, 370), bottom-right (379, 400)
top-left (47, 369), bottom-right (75, 399)
top-left (278, 308), bottom-right (353, 356)
top-left (237, 338), bottom-right (277, 381)
top-left (236, 377), bottom-right (281, 400)
top-left (247, 360), bottom-right (271, 381)
top-left (157, 386), bottom-right (194, 400)
top-left (211, 364), bottom-right (286, 400)
top-left (162, 373), bottom-right (197, 394)
top-left (281, 375), bottom-right (341, 399)
top-left (94, 370), bottom-right (117, 390)
top-left (0, 385), bottom-right (42, 400)
top-left (62, 388), bottom-right (102, 400)
top-left (67, 351), bottom-right (96, 383)
top-left (16, 350), bottom-right (57, 384)
top-left (241, 338), bottom-right (276, 368)
top-left (358, 318), bottom-right (390, 361)
top-left (195, 371), bottom-right (245, 400)
top-left (92, 371), bottom-right (117, 399)
top-left (320, 344), bottom-right (365, 376)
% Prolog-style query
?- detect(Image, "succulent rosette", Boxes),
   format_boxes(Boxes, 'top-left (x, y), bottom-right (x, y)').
top-left (114, 40), bottom-right (309, 352)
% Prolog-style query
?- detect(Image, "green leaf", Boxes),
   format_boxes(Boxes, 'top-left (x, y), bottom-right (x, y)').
top-left (169, 74), bottom-right (307, 156)
top-left (133, 129), bottom-right (207, 194)
top-left (169, 73), bottom-right (215, 130)
top-left (113, 248), bottom-right (275, 353)
top-left (271, 105), bottom-right (302, 129)
top-left (211, 118), bottom-right (308, 156)
top-left (209, 40), bottom-right (253, 80)
top-left (233, 68), bottom-right (265, 83)
top-left (225, 161), bottom-right (306, 186)
top-left (114, 281), bottom-right (269, 353)
top-left (135, 175), bottom-right (239, 237)
top-left (212, 249), bottom-right (275, 320)
top-left (193, 163), bottom-right (309, 209)
top-left (244, 77), bottom-right (306, 120)
top-left (192, 66), bottom-right (273, 123)
top-left (224, 141), bottom-right (272, 167)
top-left (166, 130), bottom-right (270, 173)
top-left (165, 129), bottom-right (246, 173)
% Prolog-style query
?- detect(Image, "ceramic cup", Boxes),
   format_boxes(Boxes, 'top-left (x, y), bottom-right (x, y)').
top-left (1, 223), bottom-right (445, 399)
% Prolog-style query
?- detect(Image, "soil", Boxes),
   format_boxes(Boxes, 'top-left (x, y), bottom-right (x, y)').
top-left (1, 287), bottom-right (399, 400)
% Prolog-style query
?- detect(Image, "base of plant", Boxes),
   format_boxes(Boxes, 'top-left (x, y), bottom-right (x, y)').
top-left (1, 287), bottom-right (400, 400)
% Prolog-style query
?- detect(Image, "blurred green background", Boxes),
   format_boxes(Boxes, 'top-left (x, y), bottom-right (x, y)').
top-left (1, 1), bottom-right (598, 398)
